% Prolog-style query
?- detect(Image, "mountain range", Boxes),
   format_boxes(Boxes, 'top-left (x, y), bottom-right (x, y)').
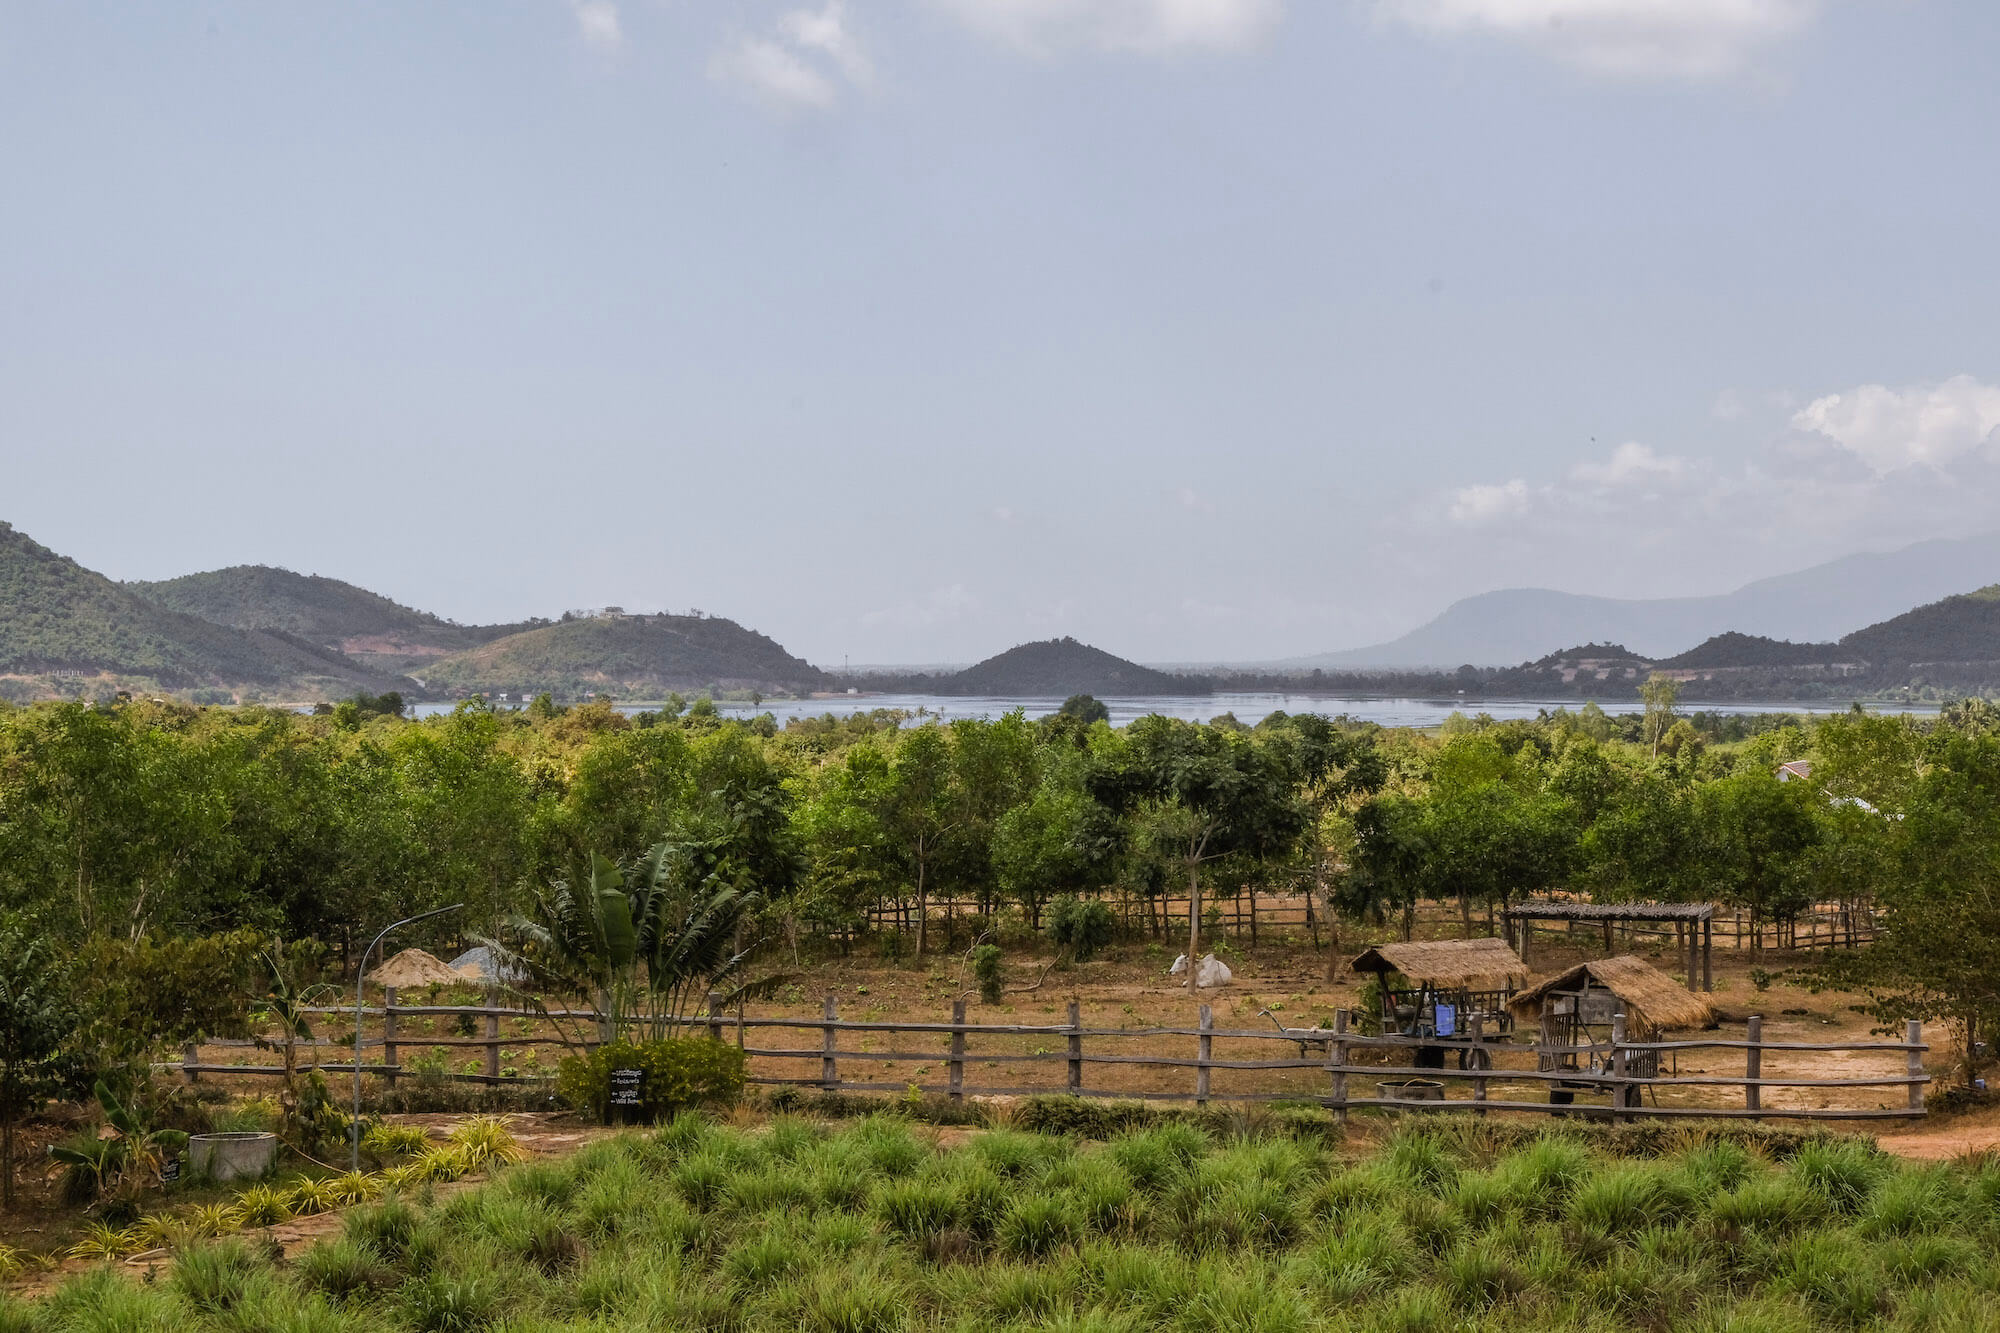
top-left (7, 516), bottom-right (2000, 705)
top-left (1304, 532), bottom-right (2000, 668)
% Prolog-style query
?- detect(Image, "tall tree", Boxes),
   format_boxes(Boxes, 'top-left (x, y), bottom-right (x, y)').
top-left (0, 925), bottom-right (74, 1210)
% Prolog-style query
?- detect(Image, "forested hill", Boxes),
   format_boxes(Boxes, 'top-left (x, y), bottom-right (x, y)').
top-left (421, 613), bottom-right (826, 697)
top-left (0, 523), bottom-right (394, 698)
top-left (127, 564), bottom-right (524, 673)
top-left (129, 565), bottom-right (458, 643)
top-left (938, 638), bottom-right (1193, 696)
top-left (1657, 633), bottom-right (1844, 669)
top-left (1840, 585), bottom-right (2000, 664)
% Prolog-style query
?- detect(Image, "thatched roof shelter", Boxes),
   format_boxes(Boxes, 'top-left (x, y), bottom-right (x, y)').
top-left (366, 947), bottom-right (463, 991)
top-left (1349, 938), bottom-right (1529, 991)
top-left (1507, 955), bottom-right (1716, 1037)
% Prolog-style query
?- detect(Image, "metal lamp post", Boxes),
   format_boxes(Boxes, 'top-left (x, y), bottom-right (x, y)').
top-left (351, 903), bottom-right (465, 1170)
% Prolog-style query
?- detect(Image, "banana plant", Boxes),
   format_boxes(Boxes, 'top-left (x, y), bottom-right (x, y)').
top-left (252, 952), bottom-right (339, 1143)
top-left (49, 1082), bottom-right (187, 1204)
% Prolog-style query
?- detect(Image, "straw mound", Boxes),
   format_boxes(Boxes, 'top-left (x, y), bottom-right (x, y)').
top-left (366, 947), bottom-right (463, 990)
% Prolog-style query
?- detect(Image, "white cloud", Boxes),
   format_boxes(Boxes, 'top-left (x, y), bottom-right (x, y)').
top-left (782, 2), bottom-right (874, 85)
top-left (1372, 0), bottom-right (1819, 80)
top-left (1789, 374), bottom-right (2000, 475)
top-left (933, 0), bottom-right (1285, 57)
top-left (1447, 477), bottom-right (1531, 523)
top-left (570, 0), bottom-right (622, 48)
top-left (1569, 441), bottom-right (1688, 487)
top-left (1418, 378), bottom-right (2000, 598)
top-left (710, 3), bottom-right (870, 116)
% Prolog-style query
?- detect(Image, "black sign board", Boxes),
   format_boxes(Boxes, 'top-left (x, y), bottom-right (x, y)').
top-left (162, 1156), bottom-right (183, 1184)
top-left (608, 1068), bottom-right (643, 1118)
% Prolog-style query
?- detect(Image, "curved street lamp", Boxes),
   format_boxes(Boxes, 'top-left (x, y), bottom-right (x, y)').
top-left (351, 903), bottom-right (465, 1170)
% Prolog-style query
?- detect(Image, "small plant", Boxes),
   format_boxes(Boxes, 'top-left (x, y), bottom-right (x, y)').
top-left (65, 1222), bottom-right (138, 1261)
top-left (296, 1236), bottom-right (391, 1302)
top-left (228, 1183), bottom-right (293, 1227)
top-left (288, 1177), bottom-right (346, 1215)
top-left (363, 1123), bottom-right (434, 1158)
top-left (970, 944), bottom-right (1004, 1004)
top-left (1047, 897), bottom-right (1116, 963)
top-left (400, 1273), bottom-right (496, 1332)
top-left (1750, 967), bottom-right (1775, 992)
top-left (446, 1115), bottom-right (525, 1167)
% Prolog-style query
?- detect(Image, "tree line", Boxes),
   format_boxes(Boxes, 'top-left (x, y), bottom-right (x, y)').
top-left (2, 690), bottom-right (1998, 1110)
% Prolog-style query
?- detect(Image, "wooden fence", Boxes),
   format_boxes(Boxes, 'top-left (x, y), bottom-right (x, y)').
top-left (177, 997), bottom-right (1928, 1123)
top-left (858, 892), bottom-right (1878, 953)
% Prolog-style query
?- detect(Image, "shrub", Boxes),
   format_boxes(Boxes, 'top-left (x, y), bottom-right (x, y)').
top-left (295, 1237), bottom-right (391, 1302)
top-left (1048, 897), bottom-right (1116, 962)
top-left (972, 945), bottom-right (1004, 1004)
top-left (556, 1038), bottom-right (747, 1122)
top-left (400, 1273), bottom-right (497, 1332)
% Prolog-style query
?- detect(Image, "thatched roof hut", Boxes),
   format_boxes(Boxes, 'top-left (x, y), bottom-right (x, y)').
top-left (1349, 938), bottom-right (1529, 991)
top-left (366, 948), bottom-right (463, 991)
top-left (1507, 955), bottom-right (1716, 1038)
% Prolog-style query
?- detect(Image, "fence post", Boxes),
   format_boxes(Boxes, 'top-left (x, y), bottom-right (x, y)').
top-left (1329, 1009), bottom-right (1348, 1121)
top-left (1196, 1005), bottom-right (1213, 1106)
top-left (1745, 1015), bottom-right (1762, 1115)
top-left (821, 995), bottom-right (839, 1092)
top-left (949, 997), bottom-right (966, 1100)
top-left (1470, 1014), bottom-right (1486, 1113)
top-left (1610, 1012), bottom-right (1629, 1121)
top-left (182, 1040), bottom-right (200, 1085)
top-left (706, 991), bottom-right (723, 1044)
top-left (383, 987), bottom-right (399, 1087)
top-left (1067, 999), bottom-right (1083, 1094)
top-left (1907, 1019), bottom-right (1925, 1112)
top-left (484, 989), bottom-right (501, 1081)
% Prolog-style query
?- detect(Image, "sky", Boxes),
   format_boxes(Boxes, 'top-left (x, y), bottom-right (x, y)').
top-left (5, 1), bottom-right (2000, 667)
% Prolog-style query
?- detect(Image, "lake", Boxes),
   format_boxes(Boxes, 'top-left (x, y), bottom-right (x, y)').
top-left (410, 692), bottom-right (1936, 728)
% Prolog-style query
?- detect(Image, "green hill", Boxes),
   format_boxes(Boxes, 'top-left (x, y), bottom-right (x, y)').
top-left (1841, 585), bottom-right (2000, 664)
top-left (1655, 632), bottom-right (1842, 669)
top-left (941, 638), bottom-right (1190, 696)
top-left (421, 613), bottom-right (826, 698)
top-left (0, 523), bottom-right (395, 699)
top-left (127, 564), bottom-right (521, 673)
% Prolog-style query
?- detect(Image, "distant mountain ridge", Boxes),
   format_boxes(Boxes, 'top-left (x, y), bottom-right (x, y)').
top-left (848, 637), bottom-right (1199, 697)
top-left (1304, 532), bottom-right (2000, 667)
top-left (421, 613), bottom-right (826, 697)
top-left (0, 523), bottom-right (397, 699)
top-left (127, 565), bottom-right (529, 673)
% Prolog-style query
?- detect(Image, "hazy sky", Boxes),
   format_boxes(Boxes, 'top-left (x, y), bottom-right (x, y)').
top-left (6, 1), bottom-right (2000, 665)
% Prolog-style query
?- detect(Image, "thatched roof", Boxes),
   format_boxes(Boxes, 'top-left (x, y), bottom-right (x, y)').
top-left (1349, 938), bottom-right (1529, 990)
top-left (366, 948), bottom-right (463, 991)
top-left (1507, 955), bottom-right (1715, 1032)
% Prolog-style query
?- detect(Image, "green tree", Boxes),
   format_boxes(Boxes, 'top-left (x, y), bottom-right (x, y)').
top-left (1639, 673), bottom-right (1680, 759)
top-left (1092, 717), bottom-right (1304, 985)
top-left (1811, 733), bottom-right (2000, 1079)
top-left (0, 924), bottom-right (75, 1209)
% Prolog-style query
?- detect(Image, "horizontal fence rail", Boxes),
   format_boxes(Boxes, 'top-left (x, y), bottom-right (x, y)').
top-left (175, 995), bottom-right (1928, 1124)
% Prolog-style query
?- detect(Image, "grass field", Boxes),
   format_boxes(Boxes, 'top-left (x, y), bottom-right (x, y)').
top-left (7, 1113), bottom-right (1999, 1333)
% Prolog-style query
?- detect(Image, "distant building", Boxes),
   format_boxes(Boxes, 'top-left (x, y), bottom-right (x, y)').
top-left (1776, 760), bottom-right (1813, 782)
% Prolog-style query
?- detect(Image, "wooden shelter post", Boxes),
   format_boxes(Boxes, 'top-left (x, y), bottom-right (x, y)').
top-left (1610, 1011), bottom-right (1630, 1121)
top-left (820, 995), bottom-right (839, 1091)
top-left (1328, 1008), bottom-right (1348, 1121)
top-left (1702, 920), bottom-right (1713, 992)
top-left (949, 997), bottom-right (966, 1100)
top-left (1196, 1005), bottom-right (1213, 1105)
top-left (1907, 1020), bottom-right (1925, 1111)
top-left (383, 987), bottom-right (399, 1086)
top-left (1744, 1015), bottom-right (1762, 1113)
